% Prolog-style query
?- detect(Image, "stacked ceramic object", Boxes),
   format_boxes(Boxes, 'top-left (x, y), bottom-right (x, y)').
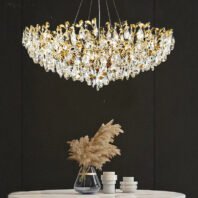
top-left (120, 177), bottom-right (138, 193)
top-left (101, 172), bottom-right (117, 194)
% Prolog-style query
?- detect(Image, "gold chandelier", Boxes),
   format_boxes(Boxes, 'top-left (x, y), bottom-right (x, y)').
top-left (22, 0), bottom-right (175, 90)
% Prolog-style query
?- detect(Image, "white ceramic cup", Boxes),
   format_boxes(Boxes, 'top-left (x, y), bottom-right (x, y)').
top-left (120, 177), bottom-right (138, 193)
top-left (101, 172), bottom-right (117, 194)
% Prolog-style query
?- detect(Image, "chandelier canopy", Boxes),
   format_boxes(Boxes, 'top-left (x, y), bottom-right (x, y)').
top-left (22, 0), bottom-right (175, 90)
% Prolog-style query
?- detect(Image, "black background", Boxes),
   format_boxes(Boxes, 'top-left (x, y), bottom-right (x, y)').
top-left (1, 0), bottom-right (198, 197)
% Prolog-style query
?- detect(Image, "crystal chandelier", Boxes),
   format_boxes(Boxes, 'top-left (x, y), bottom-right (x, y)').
top-left (22, 0), bottom-right (175, 90)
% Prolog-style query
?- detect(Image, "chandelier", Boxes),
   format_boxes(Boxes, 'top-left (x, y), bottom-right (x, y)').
top-left (22, 0), bottom-right (175, 90)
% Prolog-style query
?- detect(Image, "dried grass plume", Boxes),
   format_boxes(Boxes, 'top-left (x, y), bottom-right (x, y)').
top-left (67, 120), bottom-right (124, 170)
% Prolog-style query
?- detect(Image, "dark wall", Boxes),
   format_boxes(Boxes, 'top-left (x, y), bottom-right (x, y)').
top-left (0, 0), bottom-right (198, 197)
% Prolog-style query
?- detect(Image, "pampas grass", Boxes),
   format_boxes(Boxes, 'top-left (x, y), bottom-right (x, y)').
top-left (67, 120), bottom-right (124, 170)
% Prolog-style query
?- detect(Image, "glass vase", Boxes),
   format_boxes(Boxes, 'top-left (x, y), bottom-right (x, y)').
top-left (74, 166), bottom-right (101, 194)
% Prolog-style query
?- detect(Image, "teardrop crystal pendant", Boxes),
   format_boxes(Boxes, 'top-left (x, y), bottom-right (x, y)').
top-left (74, 166), bottom-right (101, 194)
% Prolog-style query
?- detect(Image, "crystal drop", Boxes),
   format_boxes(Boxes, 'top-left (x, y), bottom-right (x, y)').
top-left (56, 67), bottom-right (63, 77)
top-left (137, 29), bottom-right (144, 40)
top-left (71, 32), bottom-right (77, 45)
top-left (100, 56), bottom-right (107, 65)
top-left (100, 39), bottom-right (107, 47)
top-left (107, 31), bottom-right (111, 39)
top-left (113, 30), bottom-right (119, 41)
top-left (85, 42), bottom-right (91, 49)
top-left (74, 57), bottom-right (81, 65)
top-left (93, 28), bottom-right (98, 37)
top-left (82, 55), bottom-right (90, 65)
top-left (78, 28), bottom-right (85, 39)
top-left (65, 53), bottom-right (72, 61)
top-left (64, 72), bottom-right (70, 80)
top-left (111, 54), bottom-right (121, 64)
top-left (171, 38), bottom-right (175, 50)
top-left (124, 30), bottom-right (130, 40)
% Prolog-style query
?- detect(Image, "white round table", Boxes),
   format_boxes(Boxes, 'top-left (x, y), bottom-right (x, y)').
top-left (9, 189), bottom-right (186, 198)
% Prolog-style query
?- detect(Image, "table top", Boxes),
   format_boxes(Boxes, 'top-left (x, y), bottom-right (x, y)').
top-left (9, 189), bottom-right (186, 198)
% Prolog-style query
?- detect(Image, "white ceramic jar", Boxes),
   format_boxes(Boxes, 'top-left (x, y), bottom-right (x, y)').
top-left (101, 172), bottom-right (117, 194)
top-left (120, 177), bottom-right (138, 193)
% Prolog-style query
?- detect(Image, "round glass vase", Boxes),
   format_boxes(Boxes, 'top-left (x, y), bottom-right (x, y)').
top-left (74, 166), bottom-right (101, 194)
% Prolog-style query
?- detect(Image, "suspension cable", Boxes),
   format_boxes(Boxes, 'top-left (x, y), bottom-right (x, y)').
top-left (106, 0), bottom-right (112, 24)
top-left (88, 0), bottom-right (93, 20)
top-left (73, 0), bottom-right (84, 24)
top-left (98, 0), bottom-right (101, 38)
top-left (112, 0), bottom-right (121, 25)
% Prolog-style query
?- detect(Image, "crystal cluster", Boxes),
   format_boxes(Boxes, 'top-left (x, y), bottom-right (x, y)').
top-left (22, 18), bottom-right (175, 90)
